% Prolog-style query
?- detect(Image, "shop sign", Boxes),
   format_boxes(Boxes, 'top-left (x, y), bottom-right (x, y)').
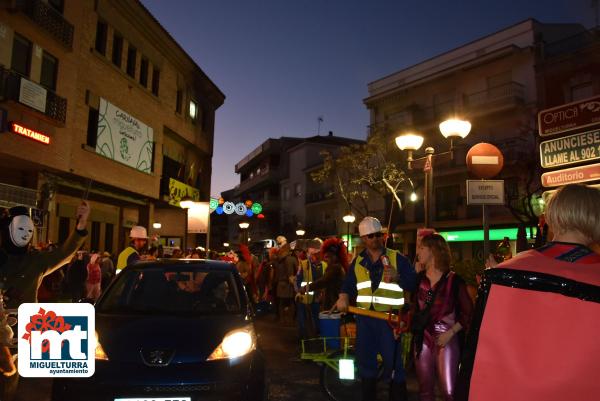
top-left (466, 180), bottom-right (504, 205)
top-left (539, 129), bottom-right (600, 168)
top-left (10, 122), bottom-right (50, 144)
top-left (439, 227), bottom-right (534, 242)
top-left (538, 95), bottom-right (600, 137)
top-left (541, 163), bottom-right (600, 187)
top-left (19, 78), bottom-right (47, 113)
top-left (96, 98), bottom-right (154, 173)
top-left (168, 178), bottom-right (199, 207)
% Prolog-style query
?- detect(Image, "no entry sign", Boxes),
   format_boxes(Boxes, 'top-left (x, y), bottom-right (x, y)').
top-left (466, 143), bottom-right (504, 179)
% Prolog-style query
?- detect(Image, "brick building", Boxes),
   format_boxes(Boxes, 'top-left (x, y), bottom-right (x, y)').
top-left (0, 0), bottom-right (224, 253)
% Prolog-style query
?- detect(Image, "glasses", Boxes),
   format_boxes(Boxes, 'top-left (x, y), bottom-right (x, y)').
top-left (366, 232), bottom-right (383, 239)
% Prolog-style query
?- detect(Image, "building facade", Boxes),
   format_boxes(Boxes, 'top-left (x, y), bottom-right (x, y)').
top-left (228, 133), bottom-right (364, 244)
top-left (364, 19), bottom-right (584, 261)
top-left (0, 0), bottom-right (224, 253)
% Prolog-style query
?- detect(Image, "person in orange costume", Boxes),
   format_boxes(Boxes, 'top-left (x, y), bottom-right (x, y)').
top-left (457, 184), bottom-right (600, 401)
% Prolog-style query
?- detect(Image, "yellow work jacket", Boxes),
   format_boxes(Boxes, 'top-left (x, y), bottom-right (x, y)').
top-left (354, 249), bottom-right (404, 311)
top-left (299, 259), bottom-right (327, 304)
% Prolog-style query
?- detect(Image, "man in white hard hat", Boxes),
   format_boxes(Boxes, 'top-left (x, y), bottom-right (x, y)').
top-left (334, 216), bottom-right (416, 401)
top-left (116, 225), bottom-right (148, 272)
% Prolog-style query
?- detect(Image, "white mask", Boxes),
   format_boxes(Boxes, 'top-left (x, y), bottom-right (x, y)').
top-left (9, 215), bottom-right (34, 248)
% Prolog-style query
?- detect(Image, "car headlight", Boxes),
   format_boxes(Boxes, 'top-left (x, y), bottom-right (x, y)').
top-left (207, 324), bottom-right (256, 361)
top-left (95, 331), bottom-right (108, 360)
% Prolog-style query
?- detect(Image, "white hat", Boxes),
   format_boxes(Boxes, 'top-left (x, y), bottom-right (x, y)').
top-left (358, 217), bottom-right (383, 237)
top-left (129, 225), bottom-right (148, 239)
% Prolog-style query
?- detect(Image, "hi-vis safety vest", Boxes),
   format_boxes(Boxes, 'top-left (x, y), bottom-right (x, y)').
top-left (116, 246), bottom-right (137, 272)
top-left (354, 249), bottom-right (404, 311)
top-left (299, 259), bottom-right (327, 304)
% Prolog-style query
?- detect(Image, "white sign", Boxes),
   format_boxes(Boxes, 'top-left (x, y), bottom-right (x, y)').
top-left (19, 78), bottom-right (47, 113)
top-left (18, 303), bottom-right (95, 377)
top-left (188, 201), bottom-right (209, 234)
top-left (96, 98), bottom-right (154, 173)
top-left (467, 180), bottom-right (505, 205)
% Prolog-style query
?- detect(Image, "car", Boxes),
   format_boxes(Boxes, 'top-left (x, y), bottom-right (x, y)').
top-left (52, 259), bottom-right (266, 401)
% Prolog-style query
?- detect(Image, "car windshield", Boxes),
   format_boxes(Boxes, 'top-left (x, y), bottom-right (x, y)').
top-left (96, 266), bottom-right (242, 315)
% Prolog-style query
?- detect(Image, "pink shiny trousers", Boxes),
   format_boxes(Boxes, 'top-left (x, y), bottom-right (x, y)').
top-left (414, 322), bottom-right (460, 401)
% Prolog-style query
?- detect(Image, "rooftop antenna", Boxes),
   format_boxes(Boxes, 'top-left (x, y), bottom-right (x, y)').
top-left (317, 115), bottom-right (324, 135)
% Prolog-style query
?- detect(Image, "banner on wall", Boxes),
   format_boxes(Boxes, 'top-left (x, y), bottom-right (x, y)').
top-left (96, 98), bottom-right (154, 173)
top-left (168, 178), bottom-right (200, 207)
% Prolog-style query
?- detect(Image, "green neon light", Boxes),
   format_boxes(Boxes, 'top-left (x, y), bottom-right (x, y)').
top-left (439, 227), bottom-right (535, 242)
top-left (342, 234), bottom-right (353, 251)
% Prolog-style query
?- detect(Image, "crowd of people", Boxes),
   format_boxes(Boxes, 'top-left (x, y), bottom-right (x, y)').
top-left (0, 183), bottom-right (599, 401)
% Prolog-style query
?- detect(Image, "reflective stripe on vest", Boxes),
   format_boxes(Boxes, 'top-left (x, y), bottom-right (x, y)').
top-left (354, 249), bottom-right (404, 311)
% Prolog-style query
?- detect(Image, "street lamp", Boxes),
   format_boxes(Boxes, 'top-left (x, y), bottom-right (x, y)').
top-left (239, 221), bottom-right (250, 243)
top-left (295, 228), bottom-right (305, 237)
top-left (180, 195), bottom-right (194, 252)
top-left (342, 212), bottom-right (355, 249)
top-left (395, 118), bottom-right (471, 228)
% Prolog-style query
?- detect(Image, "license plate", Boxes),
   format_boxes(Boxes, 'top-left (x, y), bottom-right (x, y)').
top-left (114, 398), bottom-right (192, 401)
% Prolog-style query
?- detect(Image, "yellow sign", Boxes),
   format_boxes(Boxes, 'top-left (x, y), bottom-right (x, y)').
top-left (168, 178), bottom-right (200, 206)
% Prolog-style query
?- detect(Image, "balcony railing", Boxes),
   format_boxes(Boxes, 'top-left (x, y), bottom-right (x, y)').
top-left (14, 0), bottom-right (74, 49)
top-left (305, 190), bottom-right (334, 204)
top-left (465, 82), bottom-right (524, 110)
top-left (0, 67), bottom-right (67, 124)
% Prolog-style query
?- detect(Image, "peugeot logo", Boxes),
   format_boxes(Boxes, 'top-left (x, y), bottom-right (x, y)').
top-left (140, 349), bottom-right (174, 367)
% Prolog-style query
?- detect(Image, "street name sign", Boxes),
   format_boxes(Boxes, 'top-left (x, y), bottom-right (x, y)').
top-left (541, 162), bottom-right (600, 187)
top-left (538, 95), bottom-right (600, 137)
top-left (539, 129), bottom-right (600, 168)
top-left (467, 180), bottom-right (505, 205)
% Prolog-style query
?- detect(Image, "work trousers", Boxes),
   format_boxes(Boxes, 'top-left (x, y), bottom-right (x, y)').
top-left (355, 315), bottom-right (405, 383)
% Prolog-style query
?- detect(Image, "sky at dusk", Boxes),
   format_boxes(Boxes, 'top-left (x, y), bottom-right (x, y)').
top-left (141, 0), bottom-right (595, 197)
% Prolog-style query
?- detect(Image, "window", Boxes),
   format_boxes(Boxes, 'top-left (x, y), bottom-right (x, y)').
top-left (95, 21), bottom-right (107, 55)
top-left (487, 71), bottom-right (511, 98)
top-left (294, 183), bottom-right (302, 197)
top-left (151, 68), bottom-right (160, 95)
top-left (176, 89), bottom-right (183, 113)
top-left (283, 187), bottom-right (290, 201)
top-left (91, 221), bottom-right (101, 251)
top-left (11, 33), bottom-right (32, 77)
top-left (111, 33), bottom-right (123, 67)
top-left (87, 107), bottom-right (99, 147)
top-left (435, 185), bottom-right (460, 220)
top-left (571, 83), bottom-right (594, 101)
top-left (58, 217), bottom-right (70, 244)
top-left (105, 223), bottom-right (114, 253)
top-left (40, 51), bottom-right (58, 91)
top-left (189, 99), bottom-right (198, 120)
top-left (139, 58), bottom-right (149, 87)
top-left (48, 0), bottom-right (64, 14)
top-left (126, 45), bottom-right (136, 78)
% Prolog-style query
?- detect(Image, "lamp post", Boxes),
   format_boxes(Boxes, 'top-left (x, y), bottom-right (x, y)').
top-left (239, 221), bottom-right (250, 244)
top-left (180, 196), bottom-right (194, 252)
top-left (395, 118), bottom-right (471, 228)
top-left (342, 212), bottom-right (355, 249)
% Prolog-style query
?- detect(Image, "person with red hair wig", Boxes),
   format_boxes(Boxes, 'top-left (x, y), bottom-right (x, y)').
top-left (299, 237), bottom-right (346, 311)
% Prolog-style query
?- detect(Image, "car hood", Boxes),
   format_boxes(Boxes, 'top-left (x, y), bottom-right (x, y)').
top-left (96, 313), bottom-right (251, 364)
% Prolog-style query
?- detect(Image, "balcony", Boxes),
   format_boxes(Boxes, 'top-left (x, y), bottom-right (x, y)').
top-left (235, 170), bottom-right (279, 195)
top-left (0, 67), bottom-right (67, 124)
top-left (14, 0), bottom-right (74, 49)
top-left (465, 82), bottom-right (524, 113)
top-left (305, 190), bottom-right (334, 204)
